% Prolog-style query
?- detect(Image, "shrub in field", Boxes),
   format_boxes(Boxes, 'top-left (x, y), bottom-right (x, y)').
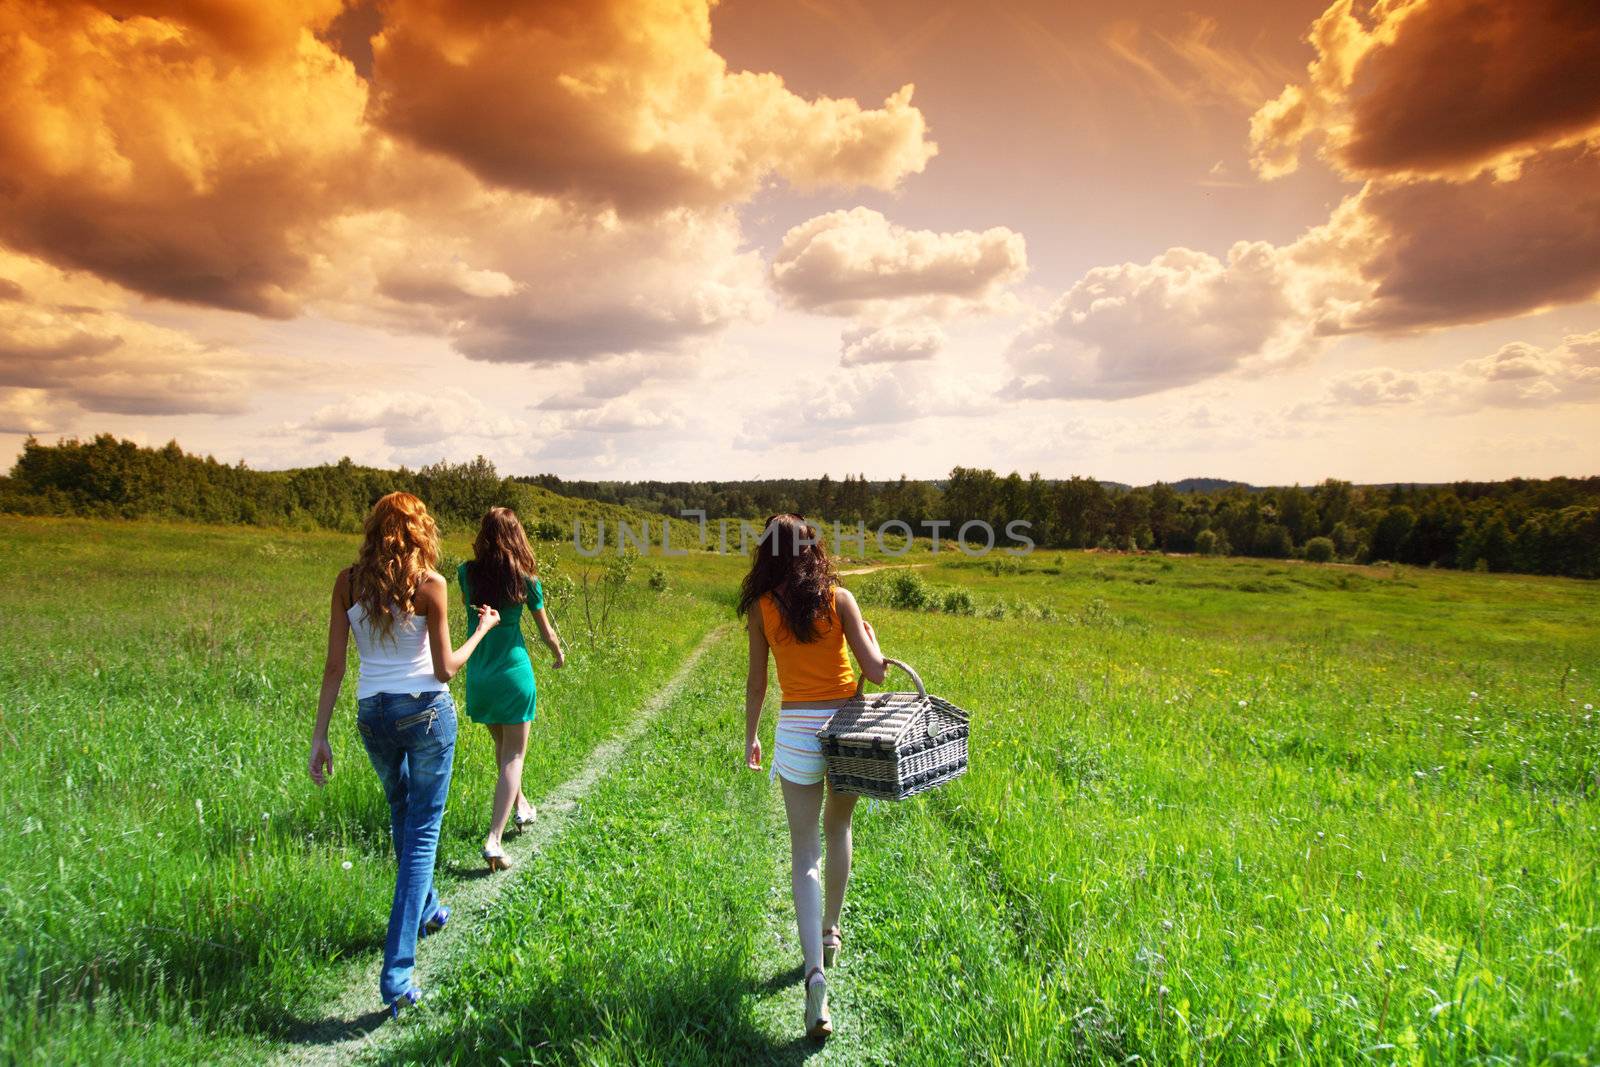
top-left (1195, 529), bottom-right (1218, 556)
top-left (1071, 596), bottom-right (1118, 627)
top-left (942, 588), bottom-right (976, 615)
top-left (986, 555), bottom-right (1025, 576)
top-left (647, 567), bottom-right (669, 592)
top-left (1303, 536), bottom-right (1336, 563)
top-left (886, 570), bottom-right (932, 610)
top-left (983, 601), bottom-right (1008, 620)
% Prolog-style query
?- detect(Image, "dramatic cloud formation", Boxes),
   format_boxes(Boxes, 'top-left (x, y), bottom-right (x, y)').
top-left (370, 0), bottom-right (936, 213)
top-left (1249, 0), bottom-right (1600, 181)
top-left (0, 0), bottom-right (931, 402)
top-left (1336, 145), bottom-right (1600, 330)
top-left (1012, 0), bottom-right (1600, 403)
top-left (0, 1), bottom-right (370, 316)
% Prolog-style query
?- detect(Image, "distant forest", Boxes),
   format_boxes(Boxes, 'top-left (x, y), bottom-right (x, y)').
top-left (0, 435), bottom-right (621, 538)
top-left (2, 436), bottom-right (1597, 578)
top-left (529, 469), bottom-right (1600, 579)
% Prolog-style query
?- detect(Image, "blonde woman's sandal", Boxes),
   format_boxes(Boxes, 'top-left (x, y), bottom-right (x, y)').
top-left (804, 967), bottom-right (832, 1041)
top-left (822, 925), bottom-right (843, 968)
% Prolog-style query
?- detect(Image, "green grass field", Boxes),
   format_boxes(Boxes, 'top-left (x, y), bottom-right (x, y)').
top-left (0, 518), bottom-right (1595, 1064)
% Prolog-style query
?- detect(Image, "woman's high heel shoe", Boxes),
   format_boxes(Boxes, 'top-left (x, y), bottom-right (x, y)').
top-left (513, 805), bottom-right (537, 831)
top-left (804, 967), bottom-right (832, 1041)
top-left (483, 842), bottom-right (512, 872)
top-left (822, 925), bottom-right (843, 968)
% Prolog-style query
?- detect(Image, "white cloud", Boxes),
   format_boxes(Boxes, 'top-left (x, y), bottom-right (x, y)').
top-left (1004, 242), bottom-right (1323, 400)
top-left (299, 386), bottom-right (521, 448)
top-left (1314, 330), bottom-right (1600, 413)
top-left (772, 207), bottom-right (1027, 319)
top-left (840, 323), bottom-right (945, 366)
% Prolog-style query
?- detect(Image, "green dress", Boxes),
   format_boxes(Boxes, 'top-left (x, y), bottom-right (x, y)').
top-left (457, 563), bottom-right (542, 725)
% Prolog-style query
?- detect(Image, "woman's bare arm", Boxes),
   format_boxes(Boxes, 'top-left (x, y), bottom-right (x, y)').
top-left (309, 569), bottom-right (351, 786)
top-left (744, 609), bottom-right (769, 769)
top-left (419, 572), bottom-right (499, 682)
top-left (835, 586), bottom-right (887, 685)
top-left (531, 606), bottom-right (565, 668)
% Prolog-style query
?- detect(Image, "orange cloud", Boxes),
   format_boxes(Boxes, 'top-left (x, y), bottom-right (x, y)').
top-left (0, 1), bottom-right (371, 315)
top-left (1251, 0), bottom-right (1600, 181)
top-left (369, 0), bottom-right (936, 212)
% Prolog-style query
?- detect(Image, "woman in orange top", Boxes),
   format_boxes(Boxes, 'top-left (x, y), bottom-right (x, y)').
top-left (739, 514), bottom-right (887, 1041)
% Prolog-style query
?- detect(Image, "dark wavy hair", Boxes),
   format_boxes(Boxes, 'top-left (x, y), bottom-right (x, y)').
top-left (736, 514), bottom-right (837, 643)
top-left (467, 507), bottom-right (539, 608)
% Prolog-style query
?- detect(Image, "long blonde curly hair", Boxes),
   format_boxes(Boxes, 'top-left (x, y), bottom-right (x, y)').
top-left (350, 492), bottom-right (439, 641)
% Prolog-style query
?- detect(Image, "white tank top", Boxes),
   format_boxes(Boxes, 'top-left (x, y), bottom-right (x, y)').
top-left (348, 601), bottom-right (446, 699)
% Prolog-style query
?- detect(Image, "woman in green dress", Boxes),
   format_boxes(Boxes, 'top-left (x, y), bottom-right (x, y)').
top-left (458, 507), bottom-right (565, 871)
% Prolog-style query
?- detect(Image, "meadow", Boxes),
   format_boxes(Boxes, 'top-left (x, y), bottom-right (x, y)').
top-left (0, 517), bottom-right (1595, 1064)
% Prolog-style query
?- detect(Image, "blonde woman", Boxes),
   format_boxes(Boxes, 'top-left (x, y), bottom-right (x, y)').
top-left (457, 507), bottom-right (565, 872)
top-left (308, 492), bottom-right (499, 1018)
top-left (739, 514), bottom-right (887, 1040)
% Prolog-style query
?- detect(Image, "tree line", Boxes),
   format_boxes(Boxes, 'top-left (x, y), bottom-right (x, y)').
top-left (4, 437), bottom-right (1596, 578)
top-left (530, 468), bottom-right (1600, 579)
top-left (1, 436), bottom-right (546, 535)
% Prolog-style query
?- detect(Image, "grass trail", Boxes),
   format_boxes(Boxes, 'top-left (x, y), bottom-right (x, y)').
top-left (374, 630), bottom-right (1083, 1065)
top-left (274, 625), bottom-right (731, 1066)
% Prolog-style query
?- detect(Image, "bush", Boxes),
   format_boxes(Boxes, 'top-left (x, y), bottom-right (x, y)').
top-left (883, 570), bottom-right (931, 611)
top-left (1195, 529), bottom-right (1218, 556)
top-left (941, 588), bottom-right (976, 615)
top-left (647, 567), bottom-right (669, 592)
top-left (1303, 536), bottom-right (1336, 563)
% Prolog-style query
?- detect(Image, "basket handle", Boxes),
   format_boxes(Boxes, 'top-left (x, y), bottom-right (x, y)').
top-left (852, 657), bottom-right (928, 701)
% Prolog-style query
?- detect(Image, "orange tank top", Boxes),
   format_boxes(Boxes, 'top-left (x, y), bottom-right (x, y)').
top-left (759, 588), bottom-right (856, 702)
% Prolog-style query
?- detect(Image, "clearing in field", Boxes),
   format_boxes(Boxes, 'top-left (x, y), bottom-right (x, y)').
top-left (1, 517), bottom-right (1596, 1064)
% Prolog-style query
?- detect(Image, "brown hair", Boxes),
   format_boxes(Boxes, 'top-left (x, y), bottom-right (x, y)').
top-left (350, 492), bottom-right (440, 641)
top-left (736, 514), bottom-right (837, 643)
top-left (467, 506), bottom-right (538, 607)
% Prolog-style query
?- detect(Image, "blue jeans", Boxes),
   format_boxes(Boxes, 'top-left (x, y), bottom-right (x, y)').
top-left (356, 689), bottom-right (457, 1004)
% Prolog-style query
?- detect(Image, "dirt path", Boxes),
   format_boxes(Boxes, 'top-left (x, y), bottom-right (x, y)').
top-left (837, 562), bottom-right (930, 577)
top-left (272, 624), bottom-right (731, 1067)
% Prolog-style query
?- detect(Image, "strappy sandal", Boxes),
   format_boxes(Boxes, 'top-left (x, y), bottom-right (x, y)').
top-left (482, 842), bottom-right (512, 872)
top-left (822, 925), bottom-right (843, 968)
top-left (804, 966), bottom-right (832, 1041)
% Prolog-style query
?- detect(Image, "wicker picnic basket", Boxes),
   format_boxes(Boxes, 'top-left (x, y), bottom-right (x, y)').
top-left (816, 659), bottom-right (970, 800)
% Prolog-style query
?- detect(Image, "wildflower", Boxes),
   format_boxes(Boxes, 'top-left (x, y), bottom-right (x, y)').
top-left (1586, 704), bottom-right (1594, 712)
top-left (341, 860), bottom-right (354, 870)
top-left (1161, 919), bottom-right (1173, 931)
top-left (1469, 691), bottom-right (1479, 699)
top-left (1238, 699), bottom-right (1248, 708)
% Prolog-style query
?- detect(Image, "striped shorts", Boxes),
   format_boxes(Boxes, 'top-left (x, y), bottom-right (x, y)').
top-left (770, 707), bottom-right (840, 786)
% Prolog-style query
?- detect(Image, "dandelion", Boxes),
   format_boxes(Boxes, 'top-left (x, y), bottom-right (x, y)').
top-left (261, 812), bottom-right (270, 824)
top-left (1469, 691), bottom-right (1480, 700)
top-left (1238, 699), bottom-right (1248, 708)
top-left (1586, 704), bottom-right (1594, 711)
top-left (1161, 919), bottom-right (1173, 931)
top-left (341, 860), bottom-right (353, 870)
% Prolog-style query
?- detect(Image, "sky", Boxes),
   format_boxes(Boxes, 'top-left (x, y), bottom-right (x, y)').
top-left (1, 0), bottom-right (1598, 484)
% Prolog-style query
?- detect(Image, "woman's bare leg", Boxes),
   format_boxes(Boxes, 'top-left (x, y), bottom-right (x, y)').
top-left (780, 776), bottom-right (827, 976)
top-left (822, 789), bottom-right (857, 936)
top-left (485, 722), bottom-right (529, 846)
